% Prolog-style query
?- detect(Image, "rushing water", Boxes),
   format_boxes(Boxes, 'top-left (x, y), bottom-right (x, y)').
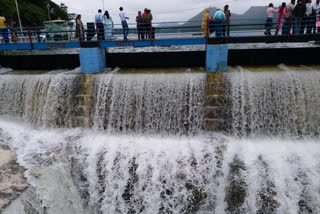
top-left (0, 68), bottom-right (319, 213)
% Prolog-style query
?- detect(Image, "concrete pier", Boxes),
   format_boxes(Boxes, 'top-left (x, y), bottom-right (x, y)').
top-left (206, 44), bottom-right (228, 72)
top-left (79, 48), bottom-right (106, 74)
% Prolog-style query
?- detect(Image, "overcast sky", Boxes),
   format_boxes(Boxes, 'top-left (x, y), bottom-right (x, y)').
top-left (52, 0), bottom-right (287, 25)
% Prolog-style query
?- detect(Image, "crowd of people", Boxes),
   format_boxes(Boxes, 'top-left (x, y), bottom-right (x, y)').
top-left (1, 1), bottom-right (320, 43)
top-left (265, 0), bottom-right (320, 35)
top-left (202, 5), bottom-right (231, 38)
top-left (74, 7), bottom-right (155, 41)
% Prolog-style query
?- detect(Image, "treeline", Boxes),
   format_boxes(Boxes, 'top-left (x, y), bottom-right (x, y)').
top-left (0, 0), bottom-right (73, 27)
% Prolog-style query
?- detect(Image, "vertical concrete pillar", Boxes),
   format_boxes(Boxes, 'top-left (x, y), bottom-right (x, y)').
top-left (206, 44), bottom-right (228, 72)
top-left (79, 48), bottom-right (106, 74)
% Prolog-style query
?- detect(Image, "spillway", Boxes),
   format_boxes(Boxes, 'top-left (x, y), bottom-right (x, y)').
top-left (0, 67), bottom-right (319, 213)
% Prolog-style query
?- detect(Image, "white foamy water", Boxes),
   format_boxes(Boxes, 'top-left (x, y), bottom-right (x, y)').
top-left (0, 66), bottom-right (12, 74)
top-left (0, 120), bottom-right (319, 214)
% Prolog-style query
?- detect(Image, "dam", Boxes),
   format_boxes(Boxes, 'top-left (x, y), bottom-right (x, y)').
top-left (0, 65), bottom-right (319, 213)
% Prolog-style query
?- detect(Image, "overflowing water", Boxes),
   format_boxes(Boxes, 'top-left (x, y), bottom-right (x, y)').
top-left (225, 67), bottom-right (320, 137)
top-left (0, 68), bottom-right (319, 213)
top-left (92, 73), bottom-right (206, 135)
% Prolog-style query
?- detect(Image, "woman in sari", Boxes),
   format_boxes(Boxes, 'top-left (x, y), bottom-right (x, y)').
top-left (103, 11), bottom-right (113, 40)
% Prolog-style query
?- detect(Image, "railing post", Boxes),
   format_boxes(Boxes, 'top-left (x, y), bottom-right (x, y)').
top-left (206, 20), bottom-right (209, 44)
top-left (27, 26), bottom-right (33, 49)
top-left (95, 23), bottom-right (100, 47)
top-left (287, 17), bottom-right (291, 42)
top-left (226, 21), bottom-right (229, 43)
top-left (150, 21), bottom-right (153, 46)
top-left (78, 25), bottom-right (82, 48)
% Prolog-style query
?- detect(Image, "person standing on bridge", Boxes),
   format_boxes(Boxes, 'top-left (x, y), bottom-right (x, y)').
top-left (223, 5), bottom-right (231, 37)
top-left (103, 11), bottom-right (113, 40)
top-left (213, 9), bottom-right (226, 37)
top-left (75, 15), bottom-right (85, 41)
top-left (0, 16), bottom-right (9, 43)
top-left (305, 0), bottom-right (313, 35)
top-left (275, 3), bottom-right (288, 35)
top-left (144, 9), bottom-right (153, 39)
top-left (119, 7), bottom-right (129, 40)
top-left (287, 0), bottom-right (296, 34)
top-left (313, 0), bottom-right (320, 33)
top-left (95, 9), bottom-right (105, 40)
top-left (202, 8), bottom-right (212, 38)
top-left (142, 8), bottom-right (148, 39)
top-left (136, 11), bottom-right (144, 40)
top-left (265, 3), bottom-right (278, 36)
top-left (293, 0), bottom-right (307, 35)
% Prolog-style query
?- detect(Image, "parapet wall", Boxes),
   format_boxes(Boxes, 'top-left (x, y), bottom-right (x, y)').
top-left (1, 47), bottom-right (320, 69)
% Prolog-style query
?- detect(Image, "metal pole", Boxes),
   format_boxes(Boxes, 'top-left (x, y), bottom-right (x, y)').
top-left (102, 0), bottom-right (105, 11)
top-left (14, 0), bottom-right (22, 33)
top-left (47, 2), bottom-right (51, 21)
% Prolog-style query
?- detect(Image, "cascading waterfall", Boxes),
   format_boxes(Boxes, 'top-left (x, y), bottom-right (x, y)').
top-left (0, 73), bottom-right (81, 127)
top-left (225, 68), bottom-right (320, 137)
top-left (92, 73), bottom-right (206, 135)
top-left (0, 69), bottom-right (319, 214)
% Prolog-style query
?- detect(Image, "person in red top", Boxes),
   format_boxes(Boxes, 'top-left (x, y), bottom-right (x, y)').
top-left (142, 8), bottom-right (148, 38)
top-left (275, 2), bottom-right (288, 35)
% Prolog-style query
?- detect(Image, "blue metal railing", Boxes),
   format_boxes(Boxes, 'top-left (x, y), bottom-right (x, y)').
top-left (0, 16), bottom-right (319, 49)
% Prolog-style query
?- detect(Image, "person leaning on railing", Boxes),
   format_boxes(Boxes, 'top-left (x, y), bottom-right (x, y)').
top-left (0, 16), bottom-right (9, 43)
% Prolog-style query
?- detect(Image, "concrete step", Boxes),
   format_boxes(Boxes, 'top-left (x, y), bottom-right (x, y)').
top-left (206, 95), bottom-right (225, 107)
top-left (205, 118), bottom-right (229, 132)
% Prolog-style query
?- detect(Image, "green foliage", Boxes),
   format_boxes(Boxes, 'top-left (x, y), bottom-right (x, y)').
top-left (0, 0), bottom-right (70, 26)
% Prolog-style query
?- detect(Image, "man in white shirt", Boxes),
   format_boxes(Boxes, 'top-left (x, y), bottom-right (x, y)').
top-left (119, 7), bottom-right (129, 40)
top-left (95, 9), bottom-right (104, 40)
top-left (313, 0), bottom-right (320, 33)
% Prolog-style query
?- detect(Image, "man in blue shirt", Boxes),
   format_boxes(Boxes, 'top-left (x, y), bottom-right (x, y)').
top-left (95, 9), bottom-right (104, 40)
top-left (213, 9), bottom-right (226, 37)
